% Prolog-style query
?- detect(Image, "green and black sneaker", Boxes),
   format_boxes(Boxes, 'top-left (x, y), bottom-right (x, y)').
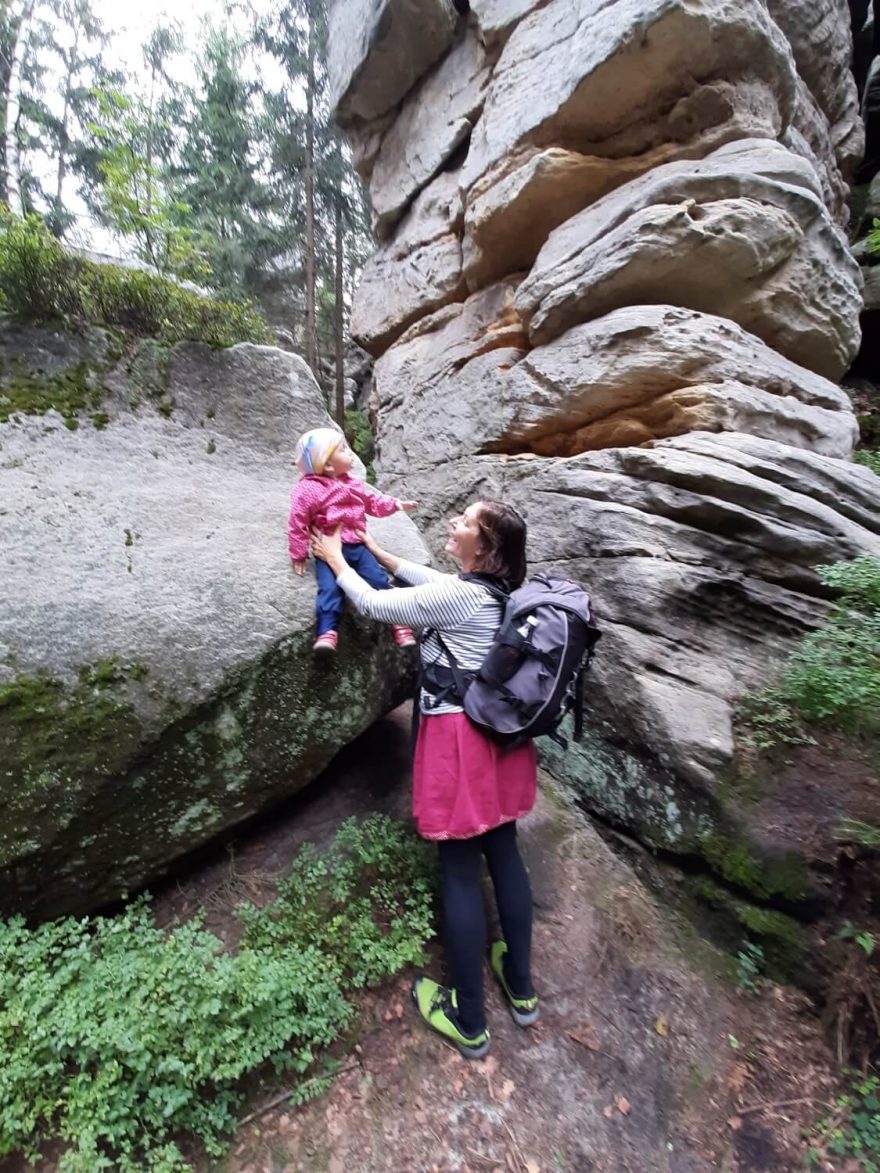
top-left (411, 977), bottom-right (490, 1060)
top-left (489, 940), bottom-right (540, 1026)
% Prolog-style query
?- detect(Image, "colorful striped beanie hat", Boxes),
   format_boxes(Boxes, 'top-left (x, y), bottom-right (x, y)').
top-left (294, 427), bottom-right (343, 476)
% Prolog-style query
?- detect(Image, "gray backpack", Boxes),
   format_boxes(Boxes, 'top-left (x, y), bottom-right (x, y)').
top-left (422, 573), bottom-right (601, 749)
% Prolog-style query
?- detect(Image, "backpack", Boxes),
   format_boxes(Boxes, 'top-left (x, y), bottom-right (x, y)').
top-left (421, 573), bottom-right (601, 749)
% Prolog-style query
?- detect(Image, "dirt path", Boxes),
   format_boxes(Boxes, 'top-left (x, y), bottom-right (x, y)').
top-left (162, 706), bottom-right (842, 1173)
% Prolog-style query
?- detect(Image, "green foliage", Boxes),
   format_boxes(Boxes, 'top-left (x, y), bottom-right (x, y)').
top-left (840, 920), bottom-right (876, 957)
top-left (88, 89), bottom-right (203, 279)
top-left (344, 408), bottom-right (375, 483)
top-left (739, 557), bottom-right (880, 748)
top-left (867, 218), bottom-right (880, 257)
top-left (808, 1070), bottom-right (880, 1171)
top-left (735, 941), bottom-right (764, 993)
top-left (856, 449), bottom-right (880, 478)
top-left (238, 814), bottom-right (436, 988)
top-left (835, 818), bottom-right (880, 850)
top-left (0, 212), bottom-right (271, 347)
top-left (0, 815), bottom-right (435, 1170)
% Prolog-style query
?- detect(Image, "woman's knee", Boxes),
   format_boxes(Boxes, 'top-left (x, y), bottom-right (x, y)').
top-left (438, 837), bottom-right (482, 884)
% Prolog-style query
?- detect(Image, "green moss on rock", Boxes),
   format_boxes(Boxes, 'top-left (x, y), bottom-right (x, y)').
top-left (698, 829), bottom-right (809, 903)
top-left (0, 659), bottom-right (147, 868)
top-left (0, 361), bottom-right (108, 426)
top-left (0, 618), bottom-right (417, 920)
top-left (692, 877), bottom-right (808, 980)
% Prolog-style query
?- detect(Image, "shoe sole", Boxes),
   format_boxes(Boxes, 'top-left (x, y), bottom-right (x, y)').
top-left (509, 1004), bottom-right (540, 1027)
top-left (489, 943), bottom-right (540, 1028)
top-left (313, 643), bottom-right (337, 654)
top-left (410, 985), bottom-right (490, 1060)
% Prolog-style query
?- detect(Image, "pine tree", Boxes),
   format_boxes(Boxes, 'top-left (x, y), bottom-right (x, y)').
top-left (258, 0), bottom-right (371, 381)
top-left (175, 26), bottom-right (276, 296)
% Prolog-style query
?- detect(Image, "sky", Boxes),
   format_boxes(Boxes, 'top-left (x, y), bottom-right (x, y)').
top-left (49, 0), bottom-right (279, 254)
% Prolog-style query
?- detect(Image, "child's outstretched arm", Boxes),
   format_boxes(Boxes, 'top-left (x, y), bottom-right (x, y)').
top-left (359, 482), bottom-right (418, 518)
top-left (288, 482), bottom-right (315, 574)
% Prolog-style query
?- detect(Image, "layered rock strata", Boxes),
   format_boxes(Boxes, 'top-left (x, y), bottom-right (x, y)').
top-left (329, 0), bottom-right (879, 897)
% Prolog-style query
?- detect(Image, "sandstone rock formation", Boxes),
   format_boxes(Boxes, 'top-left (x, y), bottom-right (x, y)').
top-left (329, 0), bottom-right (880, 907)
top-left (0, 324), bottom-right (425, 919)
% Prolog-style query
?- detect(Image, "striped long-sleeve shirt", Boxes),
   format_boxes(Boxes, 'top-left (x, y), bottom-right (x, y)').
top-left (337, 558), bottom-right (504, 715)
top-left (288, 474), bottom-right (401, 562)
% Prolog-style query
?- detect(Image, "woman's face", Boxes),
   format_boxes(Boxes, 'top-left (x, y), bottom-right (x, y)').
top-left (445, 503), bottom-right (484, 569)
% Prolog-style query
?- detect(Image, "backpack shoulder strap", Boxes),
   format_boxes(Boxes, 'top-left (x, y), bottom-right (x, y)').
top-left (459, 571), bottom-right (512, 604)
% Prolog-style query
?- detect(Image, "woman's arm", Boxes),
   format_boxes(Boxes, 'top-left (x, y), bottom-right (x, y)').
top-left (313, 525), bottom-right (481, 629)
top-left (339, 570), bottom-right (484, 629)
top-left (359, 527), bottom-right (446, 584)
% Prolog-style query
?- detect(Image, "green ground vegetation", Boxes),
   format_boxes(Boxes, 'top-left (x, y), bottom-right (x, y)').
top-left (0, 213), bottom-right (271, 349)
top-left (0, 814), bottom-right (435, 1172)
top-left (738, 555), bottom-right (880, 749)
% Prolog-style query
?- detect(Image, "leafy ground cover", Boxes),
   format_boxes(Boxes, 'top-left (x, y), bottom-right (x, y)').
top-left (0, 815), bottom-right (435, 1172)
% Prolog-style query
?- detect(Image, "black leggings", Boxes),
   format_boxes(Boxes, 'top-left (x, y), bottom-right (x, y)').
top-left (437, 820), bottom-right (533, 1036)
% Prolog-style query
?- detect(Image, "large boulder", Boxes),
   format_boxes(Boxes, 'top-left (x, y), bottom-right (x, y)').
top-left (327, 0), bottom-right (459, 127)
top-left (0, 325), bottom-right (426, 919)
top-left (514, 139), bottom-right (862, 379)
top-left (459, 0), bottom-right (796, 232)
top-left (375, 299), bottom-right (858, 474)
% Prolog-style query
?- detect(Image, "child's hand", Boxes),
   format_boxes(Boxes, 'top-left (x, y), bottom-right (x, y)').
top-left (293, 559), bottom-right (307, 576)
top-left (397, 499), bottom-right (418, 512)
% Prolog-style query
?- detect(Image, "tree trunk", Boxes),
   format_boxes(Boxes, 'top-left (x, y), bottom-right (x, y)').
top-left (54, 19), bottom-right (80, 231)
top-left (304, 0), bottom-right (317, 373)
top-left (335, 197), bottom-right (345, 425)
top-left (3, 0), bottom-right (37, 213)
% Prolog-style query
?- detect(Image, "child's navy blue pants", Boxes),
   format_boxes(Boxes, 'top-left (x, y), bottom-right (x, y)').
top-left (437, 821), bottom-right (534, 1037)
top-left (315, 542), bottom-right (391, 635)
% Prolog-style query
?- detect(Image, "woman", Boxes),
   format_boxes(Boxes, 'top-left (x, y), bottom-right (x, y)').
top-left (311, 500), bottom-right (539, 1059)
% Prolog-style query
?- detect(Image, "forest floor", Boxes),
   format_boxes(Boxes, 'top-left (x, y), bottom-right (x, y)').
top-left (145, 706), bottom-right (850, 1173)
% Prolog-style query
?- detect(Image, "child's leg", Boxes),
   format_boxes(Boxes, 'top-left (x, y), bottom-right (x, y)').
top-left (344, 542), bottom-right (391, 590)
top-left (345, 543), bottom-right (416, 646)
top-left (315, 558), bottom-right (345, 635)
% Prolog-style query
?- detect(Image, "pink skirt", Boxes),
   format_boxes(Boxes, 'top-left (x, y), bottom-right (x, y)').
top-left (412, 711), bottom-right (537, 841)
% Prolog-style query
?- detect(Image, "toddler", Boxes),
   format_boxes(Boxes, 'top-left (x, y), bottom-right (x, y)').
top-left (288, 426), bottom-right (418, 653)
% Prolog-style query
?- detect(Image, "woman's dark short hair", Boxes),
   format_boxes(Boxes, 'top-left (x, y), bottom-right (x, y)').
top-left (474, 500), bottom-right (527, 587)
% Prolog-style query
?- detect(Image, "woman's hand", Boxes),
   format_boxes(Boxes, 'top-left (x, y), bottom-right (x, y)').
top-left (396, 499), bottom-right (418, 512)
top-left (356, 527), bottom-right (400, 577)
top-left (310, 524), bottom-right (346, 574)
top-left (357, 527), bottom-right (382, 557)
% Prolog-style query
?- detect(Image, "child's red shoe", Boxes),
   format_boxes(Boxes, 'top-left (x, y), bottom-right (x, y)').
top-left (391, 625), bottom-right (416, 648)
top-left (314, 631), bottom-right (338, 654)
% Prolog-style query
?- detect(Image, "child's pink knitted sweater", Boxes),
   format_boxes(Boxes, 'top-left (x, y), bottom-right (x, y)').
top-left (287, 473), bottom-right (401, 562)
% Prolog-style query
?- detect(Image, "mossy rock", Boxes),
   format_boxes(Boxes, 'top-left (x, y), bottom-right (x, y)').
top-left (0, 625), bottom-right (418, 920)
top-left (0, 321), bottom-right (429, 921)
top-left (691, 877), bottom-right (809, 983)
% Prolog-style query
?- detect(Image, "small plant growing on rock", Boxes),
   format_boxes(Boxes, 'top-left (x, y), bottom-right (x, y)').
top-left (739, 556), bottom-right (880, 748)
